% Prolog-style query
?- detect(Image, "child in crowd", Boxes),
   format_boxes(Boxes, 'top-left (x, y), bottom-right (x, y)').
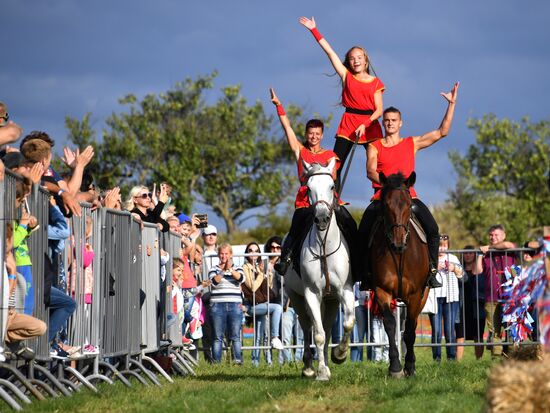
top-left (4, 221), bottom-right (47, 360)
top-left (83, 215), bottom-right (94, 304)
top-left (171, 259), bottom-right (186, 342)
top-left (13, 178), bottom-right (38, 315)
top-left (172, 257), bottom-right (209, 347)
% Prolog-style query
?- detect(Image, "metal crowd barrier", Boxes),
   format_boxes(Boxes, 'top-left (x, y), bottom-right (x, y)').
top-left (0, 179), bottom-right (198, 410)
top-left (140, 223), bottom-right (161, 353)
top-left (26, 184), bottom-right (50, 361)
top-left (100, 209), bottom-right (135, 358)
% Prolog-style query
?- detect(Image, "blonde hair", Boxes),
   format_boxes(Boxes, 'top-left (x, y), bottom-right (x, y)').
top-left (124, 185), bottom-right (148, 211)
top-left (218, 243), bottom-right (233, 255)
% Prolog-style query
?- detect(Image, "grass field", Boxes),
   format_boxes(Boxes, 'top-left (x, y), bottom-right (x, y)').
top-left (20, 346), bottom-right (494, 413)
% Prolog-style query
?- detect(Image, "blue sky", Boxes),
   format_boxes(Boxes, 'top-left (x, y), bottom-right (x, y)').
top-left (2, 0), bottom-right (549, 228)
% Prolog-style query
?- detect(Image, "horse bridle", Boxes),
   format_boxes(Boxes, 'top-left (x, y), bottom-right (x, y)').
top-left (383, 186), bottom-right (412, 249)
top-left (306, 170), bottom-right (342, 293)
top-left (382, 185), bottom-right (412, 299)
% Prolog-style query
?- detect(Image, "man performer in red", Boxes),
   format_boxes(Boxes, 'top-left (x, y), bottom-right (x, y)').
top-left (269, 88), bottom-right (357, 276)
top-left (358, 82), bottom-right (460, 289)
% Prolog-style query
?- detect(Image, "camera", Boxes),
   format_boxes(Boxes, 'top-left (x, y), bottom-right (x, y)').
top-left (196, 213), bottom-right (208, 228)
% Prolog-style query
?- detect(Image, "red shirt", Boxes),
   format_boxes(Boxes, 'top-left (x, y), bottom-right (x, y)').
top-left (337, 71), bottom-right (385, 144)
top-left (295, 147), bottom-right (340, 209)
top-left (180, 254), bottom-right (197, 289)
top-left (371, 137), bottom-right (418, 200)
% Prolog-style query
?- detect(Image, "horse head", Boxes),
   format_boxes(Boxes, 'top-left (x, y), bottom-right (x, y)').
top-left (380, 171), bottom-right (416, 253)
top-left (303, 158), bottom-right (337, 231)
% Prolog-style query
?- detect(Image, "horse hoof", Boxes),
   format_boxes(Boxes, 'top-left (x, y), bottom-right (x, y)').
top-left (331, 349), bottom-right (347, 365)
top-left (389, 369), bottom-right (404, 379)
top-left (404, 367), bottom-right (416, 377)
top-left (316, 366), bottom-right (331, 381)
top-left (302, 368), bottom-right (316, 379)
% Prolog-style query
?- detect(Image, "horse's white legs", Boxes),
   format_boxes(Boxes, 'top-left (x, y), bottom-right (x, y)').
top-left (332, 287), bottom-right (355, 363)
top-left (304, 288), bottom-right (330, 381)
top-left (286, 287), bottom-right (315, 378)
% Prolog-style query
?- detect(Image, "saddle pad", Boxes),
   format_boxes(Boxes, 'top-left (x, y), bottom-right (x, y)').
top-left (410, 213), bottom-right (427, 244)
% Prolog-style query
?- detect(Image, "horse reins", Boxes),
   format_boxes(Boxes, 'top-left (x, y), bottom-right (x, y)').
top-left (382, 186), bottom-right (412, 299)
top-left (306, 171), bottom-right (342, 294)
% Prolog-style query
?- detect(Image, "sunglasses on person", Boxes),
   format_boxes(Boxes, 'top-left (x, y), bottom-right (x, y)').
top-left (136, 192), bottom-right (152, 199)
top-left (270, 244), bottom-right (281, 250)
top-left (439, 235), bottom-right (449, 240)
top-left (247, 248), bottom-right (260, 253)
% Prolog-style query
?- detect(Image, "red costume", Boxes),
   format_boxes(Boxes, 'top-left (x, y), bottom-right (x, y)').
top-left (295, 147), bottom-right (340, 209)
top-left (337, 71), bottom-right (385, 145)
top-left (370, 137), bottom-right (418, 201)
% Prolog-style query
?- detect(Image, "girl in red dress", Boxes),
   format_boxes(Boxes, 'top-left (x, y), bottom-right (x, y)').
top-left (299, 16), bottom-right (385, 188)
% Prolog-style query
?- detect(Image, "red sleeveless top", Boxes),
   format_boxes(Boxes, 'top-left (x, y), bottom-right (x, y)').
top-left (370, 137), bottom-right (417, 201)
top-left (295, 147), bottom-right (340, 209)
top-left (337, 71), bottom-right (385, 144)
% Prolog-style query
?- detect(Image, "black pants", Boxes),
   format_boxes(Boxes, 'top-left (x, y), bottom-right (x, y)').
top-left (281, 207), bottom-right (315, 266)
top-left (358, 199), bottom-right (439, 272)
top-left (333, 137), bottom-right (367, 191)
top-left (282, 205), bottom-right (357, 273)
top-left (411, 199), bottom-right (440, 268)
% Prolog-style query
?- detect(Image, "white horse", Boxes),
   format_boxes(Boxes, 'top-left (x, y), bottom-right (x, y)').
top-left (284, 159), bottom-right (356, 381)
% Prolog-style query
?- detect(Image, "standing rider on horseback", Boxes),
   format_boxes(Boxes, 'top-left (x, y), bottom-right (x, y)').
top-left (269, 88), bottom-right (358, 276)
top-left (358, 82), bottom-right (460, 289)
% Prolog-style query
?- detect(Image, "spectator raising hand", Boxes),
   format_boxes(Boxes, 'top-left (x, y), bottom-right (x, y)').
top-left (103, 187), bottom-right (121, 210)
top-left (62, 145), bottom-right (94, 169)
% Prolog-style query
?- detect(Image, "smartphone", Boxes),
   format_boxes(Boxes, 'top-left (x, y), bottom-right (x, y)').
top-left (196, 213), bottom-right (208, 228)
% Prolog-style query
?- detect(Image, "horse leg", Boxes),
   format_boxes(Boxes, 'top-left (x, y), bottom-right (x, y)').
top-left (332, 287), bottom-right (355, 364)
top-left (378, 290), bottom-right (403, 378)
top-left (403, 316), bottom-right (417, 377)
top-left (404, 292), bottom-right (424, 377)
top-left (304, 289), bottom-right (330, 381)
top-left (286, 289), bottom-right (315, 378)
top-left (302, 326), bottom-right (315, 378)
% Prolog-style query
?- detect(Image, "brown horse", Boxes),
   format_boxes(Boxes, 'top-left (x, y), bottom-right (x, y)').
top-left (369, 171), bottom-right (430, 377)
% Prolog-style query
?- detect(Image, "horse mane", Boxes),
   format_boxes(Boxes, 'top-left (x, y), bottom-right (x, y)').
top-left (381, 172), bottom-right (408, 199)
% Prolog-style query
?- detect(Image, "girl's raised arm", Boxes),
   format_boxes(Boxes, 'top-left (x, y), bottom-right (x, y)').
top-left (299, 16), bottom-right (347, 80)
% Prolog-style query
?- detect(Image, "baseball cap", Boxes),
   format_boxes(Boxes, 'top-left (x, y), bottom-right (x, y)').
top-left (178, 213), bottom-right (192, 224)
top-left (202, 225), bottom-right (217, 236)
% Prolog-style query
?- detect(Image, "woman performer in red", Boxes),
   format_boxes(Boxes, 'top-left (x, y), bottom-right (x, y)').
top-left (299, 16), bottom-right (384, 189)
top-left (269, 88), bottom-right (357, 276)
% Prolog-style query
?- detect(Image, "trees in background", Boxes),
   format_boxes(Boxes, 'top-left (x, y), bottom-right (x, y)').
top-left (449, 115), bottom-right (550, 244)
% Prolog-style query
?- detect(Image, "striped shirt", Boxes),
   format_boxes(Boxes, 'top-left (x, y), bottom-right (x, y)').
top-left (433, 253), bottom-right (462, 303)
top-left (208, 264), bottom-right (244, 304)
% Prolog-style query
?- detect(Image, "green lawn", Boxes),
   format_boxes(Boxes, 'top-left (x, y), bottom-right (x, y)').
top-left (20, 347), bottom-right (493, 413)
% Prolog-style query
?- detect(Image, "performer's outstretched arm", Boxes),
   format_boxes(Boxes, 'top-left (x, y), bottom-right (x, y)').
top-left (299, 16), bottom-right (347, 81)
top-left (414, 82), bottom-right (460, 151)
top-left (270, 88), bottom-right (302, 161)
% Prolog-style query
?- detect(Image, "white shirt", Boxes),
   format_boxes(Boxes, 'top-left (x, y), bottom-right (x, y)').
top-left (433, 252), bottom-right (462, 303)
